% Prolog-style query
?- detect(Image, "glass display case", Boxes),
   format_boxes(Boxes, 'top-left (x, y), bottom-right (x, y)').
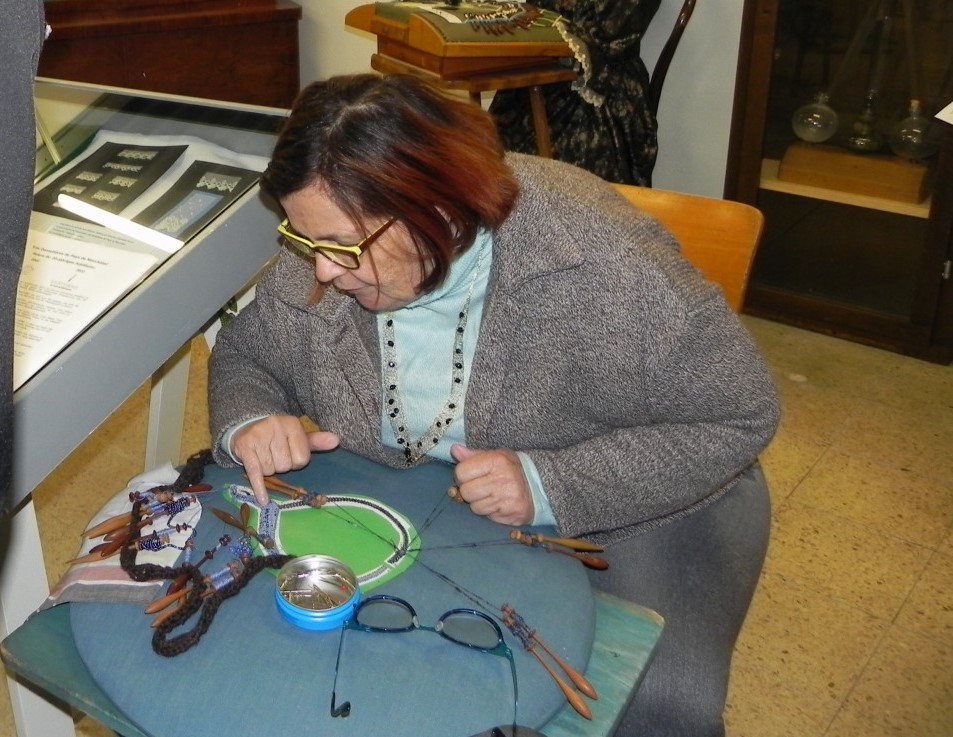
top-left (15, 78), bottom-right (288, 503)
top-left (730, 0), bottom-right (953, 363)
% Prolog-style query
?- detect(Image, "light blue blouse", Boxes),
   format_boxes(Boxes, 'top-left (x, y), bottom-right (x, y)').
top-left (377, 230), bottom-right (554, 525)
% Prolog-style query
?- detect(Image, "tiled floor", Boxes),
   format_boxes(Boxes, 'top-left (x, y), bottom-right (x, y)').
top-left (2, 318), bottom-right (952, 737)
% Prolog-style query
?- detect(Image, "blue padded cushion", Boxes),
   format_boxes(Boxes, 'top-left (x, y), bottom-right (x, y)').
top-left (71, 450), bottom-right (595, 737)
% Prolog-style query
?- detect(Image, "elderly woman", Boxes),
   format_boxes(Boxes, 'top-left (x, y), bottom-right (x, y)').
top-left (209, 73), bottom-right (779, 737)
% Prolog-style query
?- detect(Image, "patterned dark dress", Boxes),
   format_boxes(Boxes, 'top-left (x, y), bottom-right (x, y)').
top-left (489, 0), bottom-right (662, 186)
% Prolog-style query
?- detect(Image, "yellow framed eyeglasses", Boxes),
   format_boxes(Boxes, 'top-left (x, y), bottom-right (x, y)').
top-left (277, 217), bottom-right (396, 269)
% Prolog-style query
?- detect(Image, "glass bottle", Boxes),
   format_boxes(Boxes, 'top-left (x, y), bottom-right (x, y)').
top-left (846, 93), bottom-right (884, 153)
top-left (888, 99), bottom-right (940, 161)
top-left (791, 92), bottom-right (839, 144)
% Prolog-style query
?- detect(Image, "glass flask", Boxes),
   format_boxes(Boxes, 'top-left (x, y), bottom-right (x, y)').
top-left (846, 94), bottom-right (884, 153)
top-left (791, 92), bottom-right (840, 144)
top-left (888, 99), bottom-right (940, 160)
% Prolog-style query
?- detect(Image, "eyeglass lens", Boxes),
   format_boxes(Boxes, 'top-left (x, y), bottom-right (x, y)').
top-left (438, 612), bottom-right (504, 651)
top-left (314, 248), bottom-right (361, 269)
top-left (354, 597), bottom-right (415, 631)
top-left (280, 234), bottom-right (361, 270)
top-left (321, 250), bottom-right (361, 269)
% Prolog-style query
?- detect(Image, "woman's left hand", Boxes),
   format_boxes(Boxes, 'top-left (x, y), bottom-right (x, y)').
top-left (449, 444), bottom-right (534, 526)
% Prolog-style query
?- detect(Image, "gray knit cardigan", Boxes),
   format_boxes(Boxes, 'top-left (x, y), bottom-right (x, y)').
top-left (209, 153), bottom-right (780, 545)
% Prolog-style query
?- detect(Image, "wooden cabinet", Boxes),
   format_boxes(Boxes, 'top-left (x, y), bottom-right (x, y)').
top-left (39, 0), bottom-right (302, 109)
top-left (728, 0), bottom-right (953, 363)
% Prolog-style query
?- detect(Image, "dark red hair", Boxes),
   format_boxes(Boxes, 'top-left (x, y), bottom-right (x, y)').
top-left (261, 74), bottom-right (519, 291)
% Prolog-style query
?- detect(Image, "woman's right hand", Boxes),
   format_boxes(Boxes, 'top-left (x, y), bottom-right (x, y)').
top-left (232, 415), bottom-right (340, 505)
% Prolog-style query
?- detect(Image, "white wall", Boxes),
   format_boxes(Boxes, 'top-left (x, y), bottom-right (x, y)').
top-left (642, 0), bottom-right (746, 196)
top-left (296, 0), bottom-right (745, 197)
top-left (298, 0), bottom-right (376, 79)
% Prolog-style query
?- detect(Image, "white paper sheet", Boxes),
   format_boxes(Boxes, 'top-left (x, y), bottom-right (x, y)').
top-left (936, 100), bottom-right (953, 126)
top-left (15, 130), bottom-right (271, 389)
top-left (13, 229), bottom-right (159, 389)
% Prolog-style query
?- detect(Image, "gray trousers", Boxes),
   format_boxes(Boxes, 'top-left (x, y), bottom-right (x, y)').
top-left (589, 463), bottom-right (771, 737)
top-left (0, 0), bottom-right (45, 512)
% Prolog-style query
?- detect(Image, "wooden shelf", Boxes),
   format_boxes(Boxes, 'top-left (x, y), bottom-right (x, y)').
top-left (759, 158), bottom-right (931, 219)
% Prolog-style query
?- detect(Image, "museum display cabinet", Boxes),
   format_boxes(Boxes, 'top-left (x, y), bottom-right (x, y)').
top-left (728, 0), bottom-right (953, 363)
top-left (18, 77), bottom-right (286, 503)
top-left (39, 0), bottom-right (302, 108)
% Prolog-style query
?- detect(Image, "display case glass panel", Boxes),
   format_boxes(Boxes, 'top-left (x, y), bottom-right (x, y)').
top-left (18, 79), bottom-right (287, 389)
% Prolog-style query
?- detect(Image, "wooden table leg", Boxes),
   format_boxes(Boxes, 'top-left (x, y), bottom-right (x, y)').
top-left (528, 84), bottom-right (553, 158)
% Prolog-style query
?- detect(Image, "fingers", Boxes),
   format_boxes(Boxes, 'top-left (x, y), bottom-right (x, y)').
top-left (308, 430), bottom-right (341, 452)
top-left (241, 454), bottom-right (270, 506)
top-left (232, 416), bottom-right (319, 504)
top-left (450, 443), bottom-right (478, 463)
top-left (451, 446), bottom-right (534, 526)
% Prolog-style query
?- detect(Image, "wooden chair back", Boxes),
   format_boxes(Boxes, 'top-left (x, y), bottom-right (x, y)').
top-left (612, 183), bottom-right (763, 312)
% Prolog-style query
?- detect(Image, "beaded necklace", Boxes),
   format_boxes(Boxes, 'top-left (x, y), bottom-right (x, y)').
top-left (380, 240), bottom-right (488, 465)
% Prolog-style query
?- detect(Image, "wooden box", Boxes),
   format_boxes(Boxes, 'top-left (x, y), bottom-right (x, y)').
top-left (345, 2), bottom-right (572, 77)
top-left (777, 142), bottom-right (933, 204)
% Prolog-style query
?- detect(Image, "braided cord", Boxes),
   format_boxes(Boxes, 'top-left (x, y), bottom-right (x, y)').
top-left (151, 554), bottom-right (293, 657)
top-left (119, 449), bottom-right (289, 656)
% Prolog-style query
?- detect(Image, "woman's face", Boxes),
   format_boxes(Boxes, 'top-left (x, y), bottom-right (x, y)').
top-left (281, 182), bottom-right (431, 312)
